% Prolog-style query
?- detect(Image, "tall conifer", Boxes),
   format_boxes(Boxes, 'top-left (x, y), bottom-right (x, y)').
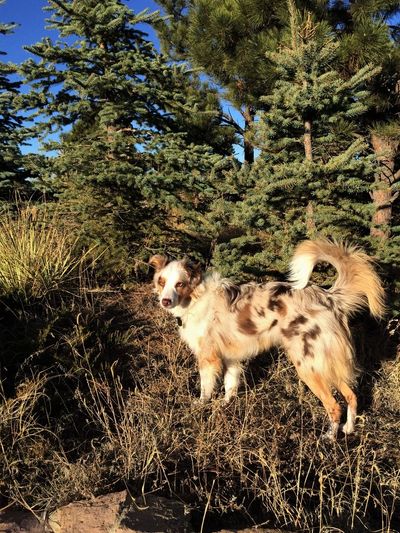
top-left (329, 0), bottom-right (400, 243)
top-left (20, 0), bottom-right (221, 272)
top-left (0, 7), bottom-right (29, 204)
top-left (210, 2), bottom-right (380, 279)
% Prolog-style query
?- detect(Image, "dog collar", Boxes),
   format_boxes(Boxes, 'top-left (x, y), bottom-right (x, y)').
top-left (176, 317), bottom-right (183, 327)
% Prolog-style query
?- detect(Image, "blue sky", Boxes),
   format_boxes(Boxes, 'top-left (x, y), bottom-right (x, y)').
top-left (0, 0), bottom-right (162, 62)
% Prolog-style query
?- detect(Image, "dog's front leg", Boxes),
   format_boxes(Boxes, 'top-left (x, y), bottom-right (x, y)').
top-left (224, 361), bottom-right (242, 402)
top-left (198, 352), bottom-right (223, 401)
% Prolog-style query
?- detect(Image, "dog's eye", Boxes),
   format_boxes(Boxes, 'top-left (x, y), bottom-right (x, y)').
top-left (175, 282), bottom-right (185, 288)
top-left (158, 277), bottom-right (165, 287)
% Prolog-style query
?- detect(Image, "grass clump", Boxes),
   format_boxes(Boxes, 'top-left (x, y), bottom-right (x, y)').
top-left (0, 205), bottom-right (93, 302)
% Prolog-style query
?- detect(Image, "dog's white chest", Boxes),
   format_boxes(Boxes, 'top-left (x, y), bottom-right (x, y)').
top-left (179, 300), bottom-right (212, 355)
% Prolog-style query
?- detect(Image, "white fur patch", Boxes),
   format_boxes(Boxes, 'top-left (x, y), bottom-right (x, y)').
top-left (288, 254), bottom-right (314, 289)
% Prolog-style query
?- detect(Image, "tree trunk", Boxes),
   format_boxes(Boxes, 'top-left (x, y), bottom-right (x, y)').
top-left (304, 119), bottom-right (313, 162)
top-left (242, 106), bottom-right (255, 164)
top-left (370, 133), bottom-right (399, 241)
top-left (304, 119), bottom-right (316, 236)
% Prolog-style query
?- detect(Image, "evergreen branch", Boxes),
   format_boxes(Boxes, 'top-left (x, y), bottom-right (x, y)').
top-left (219, 111), bottom-right (244, 134)
top-left (49, 0), bottom-right (75, 17)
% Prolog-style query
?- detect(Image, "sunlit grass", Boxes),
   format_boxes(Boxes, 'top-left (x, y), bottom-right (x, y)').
top-left (0, 205), bottom-right (94, 302)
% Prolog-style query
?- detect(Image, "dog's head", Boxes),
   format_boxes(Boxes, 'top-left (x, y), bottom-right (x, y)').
top-left (149, 255), bottom-right (202, 311)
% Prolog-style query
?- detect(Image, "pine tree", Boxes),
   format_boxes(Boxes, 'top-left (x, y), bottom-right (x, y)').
top-left (20, 0), bottom-right (222, 274)
top-left (0, 7), bottom-right (29, 205)
top-left (155, 0), bottom-right (337, 164)
top-left (329, 0), bottom-right (400, 243)
top-left (155, 0), bottom-right (291, 163)
top-left (210, 2), bottom-right (380, 279)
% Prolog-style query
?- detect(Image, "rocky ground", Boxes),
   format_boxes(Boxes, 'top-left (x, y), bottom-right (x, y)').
top-left (0, 491), bottom-right (284, 533)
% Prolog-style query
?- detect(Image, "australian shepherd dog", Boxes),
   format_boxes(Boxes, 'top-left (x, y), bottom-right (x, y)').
top-left (149, 240), bottom-right (385, 439)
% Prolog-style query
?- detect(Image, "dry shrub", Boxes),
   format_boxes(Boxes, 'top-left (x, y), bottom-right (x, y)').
top-left (59, 288), bottom-right (400, 532)
top-left (373, 320), bottom-right (400, 414)
top-left (0, 284), bottom-right (399, 532)
top-left (0, 205), bottom-right (95, 302)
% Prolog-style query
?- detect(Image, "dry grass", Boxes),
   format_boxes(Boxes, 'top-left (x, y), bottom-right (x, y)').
top-left (0, 205), bottom-right (96, 302)
top-left (0, 281), bottom-right (399, 532)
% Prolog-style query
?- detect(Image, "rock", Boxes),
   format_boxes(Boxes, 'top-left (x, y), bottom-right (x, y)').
top-left (0, 494), bottom-right (285, 533)
top-left (0, 508), bottom-right (44, 532)
top-left (48, 491), bottom-right (192, 533)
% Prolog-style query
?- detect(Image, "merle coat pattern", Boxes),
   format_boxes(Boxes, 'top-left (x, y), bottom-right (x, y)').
top-left (149, 240), bottom-right (385, 439)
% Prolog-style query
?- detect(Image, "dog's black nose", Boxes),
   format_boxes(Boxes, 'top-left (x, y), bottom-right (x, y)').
top-left (161, 298), bottom-right (172, 308)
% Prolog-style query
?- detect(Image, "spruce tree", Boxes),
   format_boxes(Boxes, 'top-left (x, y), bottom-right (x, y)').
top-left (210, 3), bottom-right (380, 279)
top-left (0, 8), bottom-right (29, 205)
top-left (20, 0), bottom-right (222, 274)
top-left (329, 0), bottom-right (400, 243)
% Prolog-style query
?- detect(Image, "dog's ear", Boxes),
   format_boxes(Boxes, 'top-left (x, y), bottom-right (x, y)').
top-left (148, 254), bottom-right (168, 272)
top-left (182, 258), bottom-right (202, 287)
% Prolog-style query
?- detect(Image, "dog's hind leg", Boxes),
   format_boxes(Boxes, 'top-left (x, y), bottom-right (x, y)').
top-left (297, 367), bottom-right (342, 439)
top-left (337, 381), bottom-right (357, 434)
top-left (223, 361), bottom-right (242, 403)
top-left (198, 352), bottom-right (223, 401)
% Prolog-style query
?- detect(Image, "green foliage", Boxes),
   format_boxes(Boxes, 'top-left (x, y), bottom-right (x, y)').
top-left (155, 0), bottom-right (289, 162)
top-left (0, 7), bottom-right (30, 204)
top-left (210, 3), bottom-right (380, 279)
top-left (20, 0), bottom-right (225, 277)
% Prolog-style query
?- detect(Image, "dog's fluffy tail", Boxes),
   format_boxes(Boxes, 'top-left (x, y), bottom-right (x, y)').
top-left (288, 239), bottom-right (385, 318)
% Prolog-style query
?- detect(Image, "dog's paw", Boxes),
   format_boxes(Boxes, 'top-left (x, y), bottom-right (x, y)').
top-left (322, 423), bottom-right (339, 441)
top-left (340, 421), bottom-right (354, 435)
top-left (194, 396), bottom-right (210, 405)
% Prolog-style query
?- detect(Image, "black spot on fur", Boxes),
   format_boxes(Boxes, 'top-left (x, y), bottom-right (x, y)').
top-left (269, 319), bottom-right (278, 330)
top-left (270, 283), bottom-right (293, 298)
top-left (268, 298), bottom-right (287, 315)
top-left (224, 284), bottom-right (241, 306)
top-left (319, 294), bottom-right (335, 311)
top-left (267, 284), bottom-right (292, 315)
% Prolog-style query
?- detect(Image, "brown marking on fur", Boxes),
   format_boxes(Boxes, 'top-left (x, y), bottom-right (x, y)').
top-left (320, 294), bottom-right (335, 311)
top-left (149, 254), bottom-right (168, 272)
top-left (281, 315), bottom-right (308, 338)
top-left (174, 281), bottom-right (193, 306)
top-left (307, 307), bottom-right (322, 318)
top-left (217, 331), bottom-right (231, 350)
top-left (240, 283), bottom-right (257, 299)
top-left (267, 298), bottom-right (287, 316)
top-left (256, 306), bottom-right (265, 317)
top-left (237, 303), bottom-right (258, 335)
top-left (338, 382), bottom-right (357, 412)
top-left (224, 284), bottom-right (241, 306)
top-left (182, 258), bottom-right (202, 289)
top-left (269, 318), bottom-right (278, 330)
top-left (270, 283), bottom-right (293, 298)
top-left (267, 284), bottom-right (292, 316)
top-left (296, 360), bottom-right (301, 367)
top-left (302, 325), bottom-right (321, 357)
top-left (297, 368), bottom-right (342, 425)
top-left (198, 352), bottom-right (223, 374)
